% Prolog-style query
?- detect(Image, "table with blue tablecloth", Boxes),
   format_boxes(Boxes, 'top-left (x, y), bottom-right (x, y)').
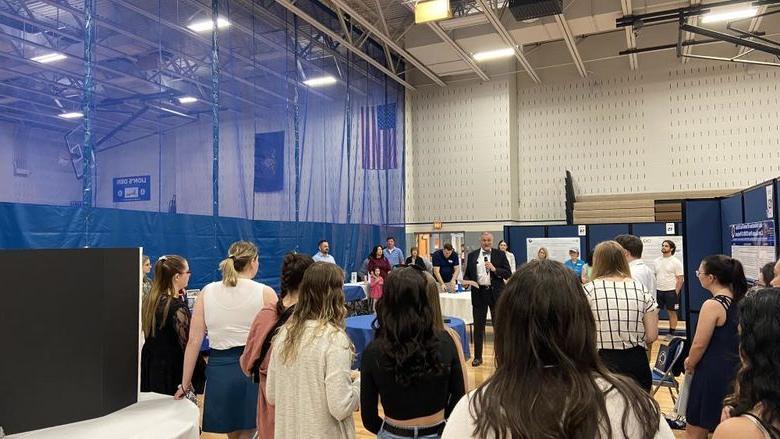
top-left (346, 314), bottom-right (470, 368)
top-left (343, 282), bottom-right (368, 302)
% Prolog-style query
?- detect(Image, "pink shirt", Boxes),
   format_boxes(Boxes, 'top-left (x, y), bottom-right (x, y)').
top-left (369, 275), bottom-right (384, 299)
top-left (240, 303), bottom-right (281, 439)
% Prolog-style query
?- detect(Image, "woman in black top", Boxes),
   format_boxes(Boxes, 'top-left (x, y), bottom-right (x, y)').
top-left (141, 255), bottom-right (193, 395)
top-left (404, 246), bottom-right (427, 270)
top-left (360, 267), bottom-right (465, 438)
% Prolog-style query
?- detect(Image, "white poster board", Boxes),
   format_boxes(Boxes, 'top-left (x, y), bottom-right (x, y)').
top-left (730, 220), bottom-right (776, 282)
top-left (526, 237), bottom-right (582, 263)
top-left (640, 236), bottom-right (684, 273)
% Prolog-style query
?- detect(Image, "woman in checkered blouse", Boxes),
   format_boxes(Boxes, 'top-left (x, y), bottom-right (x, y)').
top-left (582, 241), bottom-right (659, 391)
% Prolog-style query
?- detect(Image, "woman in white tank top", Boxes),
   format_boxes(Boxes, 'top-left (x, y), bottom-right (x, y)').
top-left (176, 241), bottom-right (277, 439)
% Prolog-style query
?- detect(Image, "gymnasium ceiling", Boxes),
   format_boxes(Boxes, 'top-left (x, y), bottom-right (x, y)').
top-left (329, 0), bottom-right (780, 86)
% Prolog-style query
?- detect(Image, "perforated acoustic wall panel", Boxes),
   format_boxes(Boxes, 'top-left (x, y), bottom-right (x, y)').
top-left (406, 78), bottom-right (516, 223)
top-left (518, 63), bottom-right (780, 220)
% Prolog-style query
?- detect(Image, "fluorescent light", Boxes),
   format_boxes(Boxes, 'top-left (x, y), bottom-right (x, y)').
top-left (701, 7), bottom-right (757, 24)
top-left (187, 16), bottom-right (231, 32)
top-left (58, 111), bottom-right (83, 119)
top-left (415, 0), bottom-right (451, 24)
top-left (178, 96), bottom-right (198, 104)
top-left (155, 106), bottom-right (190, 118)
top-left (473, 47), bottom-right (515, 62)
top-left (31, 52), bottom-right (67, 63)
top-left (303, 76), bottom-right (337, 87)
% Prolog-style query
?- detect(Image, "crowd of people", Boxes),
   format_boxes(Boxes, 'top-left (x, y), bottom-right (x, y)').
top-left (136, 234), bottom-right (780, 439)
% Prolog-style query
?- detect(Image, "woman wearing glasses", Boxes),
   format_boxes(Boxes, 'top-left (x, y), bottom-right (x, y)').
top-left (141, 255), bottom-right (194, 395)
top-left (685, 255), bottom-right (747, 439)
top-left (177, 241), bottom-right (278, 439)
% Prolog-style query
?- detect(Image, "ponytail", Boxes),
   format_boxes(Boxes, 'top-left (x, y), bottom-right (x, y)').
top-left (220, 256), bottom-right (239, 287)
top-left (220, 241), bottom-right (259, 287)
top-left (730, 257), bottom-right (748, 303)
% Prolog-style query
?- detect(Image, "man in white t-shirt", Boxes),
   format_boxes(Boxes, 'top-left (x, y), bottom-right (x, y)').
top-left (615, 234), bottom-right (655, 294)
top-left (654, 240), bottom-right (684, 335)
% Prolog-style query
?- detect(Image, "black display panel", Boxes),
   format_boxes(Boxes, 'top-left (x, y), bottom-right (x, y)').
top-left (0, 248), bottom-right (140, 434)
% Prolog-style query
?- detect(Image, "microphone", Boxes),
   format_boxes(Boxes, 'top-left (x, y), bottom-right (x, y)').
top-left (484, 256), bottom-right (489, 274)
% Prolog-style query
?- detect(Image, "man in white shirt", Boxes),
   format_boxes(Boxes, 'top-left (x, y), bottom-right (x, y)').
top-left (615, 234), bottom-right (655, 294)
top-left (312, 240), bottom-right (336, 264)
top-left (654, 240), bottom-right (684, 335)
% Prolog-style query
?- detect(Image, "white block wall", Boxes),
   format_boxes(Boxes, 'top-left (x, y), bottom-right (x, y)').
top-left (406, 62), bottom-right (780, 223)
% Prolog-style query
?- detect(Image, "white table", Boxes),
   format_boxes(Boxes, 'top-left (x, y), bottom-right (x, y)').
top-left (438, 292), bottom-right (492, 325)
top-left (8, 393), bottom-right (200, 439)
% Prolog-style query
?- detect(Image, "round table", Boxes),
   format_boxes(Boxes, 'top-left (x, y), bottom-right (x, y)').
top-left (345, 314), bottom-right (470, 368)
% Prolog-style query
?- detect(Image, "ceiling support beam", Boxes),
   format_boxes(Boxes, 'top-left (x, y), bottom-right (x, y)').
top-left (475, 0), bottom-right (540, 83)
top-left (620, 0), bottom-right (638, 69)
top-left (399, 1), bottom-right (488, 81)
top-left (274, 0), bottom-right (416, 90)
top-left (735, 5), bottom-right (768, 57)
top-left (328, 0), bottom-right (445, 86)
top-left (681, 0), bottom-right (701, 64)
top-left (554, 14), bottom-right (587, 77)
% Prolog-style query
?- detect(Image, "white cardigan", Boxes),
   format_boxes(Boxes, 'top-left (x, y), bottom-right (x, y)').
top-left (267, 321), bottom-right (360, 439)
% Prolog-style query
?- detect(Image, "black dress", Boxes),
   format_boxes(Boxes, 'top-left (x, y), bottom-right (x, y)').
top-left (140, 297), bottom-right (191, 395)
top-left (686, 295), bottom-right (741, 431)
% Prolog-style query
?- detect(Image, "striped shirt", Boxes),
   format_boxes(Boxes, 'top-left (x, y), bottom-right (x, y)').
top-left (583, 279), bottom-right (657, 350)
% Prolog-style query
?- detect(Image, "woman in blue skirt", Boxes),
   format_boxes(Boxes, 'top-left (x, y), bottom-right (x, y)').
top-left (177, 241), bottom-right (278, 438)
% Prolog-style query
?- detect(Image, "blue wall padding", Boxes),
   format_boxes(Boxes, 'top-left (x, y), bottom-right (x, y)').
top-left (744, 184), bottom-right (771, 223)
top-left (504, 226), bottom-right (545, 264)
top-left (0, 202), bottom-right (403, 291)
top-left (631, 222), bottom-right (682, 237)
top-left (547, 225), bottom-right (579, 237)
top-left (586, 224), bottom-right (629, 256)
top-left (683, 199), bottom-right (723, 315)
top-left (720, 195), bottom-right (743, 256)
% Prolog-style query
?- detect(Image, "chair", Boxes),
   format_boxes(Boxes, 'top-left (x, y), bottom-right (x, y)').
top-left (651, 337), bottom-right (685, 404)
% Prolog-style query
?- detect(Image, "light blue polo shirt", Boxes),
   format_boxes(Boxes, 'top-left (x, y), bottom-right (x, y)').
top-left (565, 259), bottom-right (585, 276)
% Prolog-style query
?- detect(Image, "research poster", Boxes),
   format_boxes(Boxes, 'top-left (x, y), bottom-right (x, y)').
top-left (526, 237), bottom-right (582, 263)
top-left (730, 220), bottom-right (776, 282)
top-left (640, 236), bottom-right (684, 273)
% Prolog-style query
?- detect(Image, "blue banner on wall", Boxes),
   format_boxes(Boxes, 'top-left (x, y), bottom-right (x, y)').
top-left (254, 131), bottom-right (284, 193)
top-left (113, 176), bottom-right (151, 202)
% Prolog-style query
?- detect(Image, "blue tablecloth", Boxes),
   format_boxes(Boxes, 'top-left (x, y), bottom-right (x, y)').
top-left (346, 315), bottom-right (470, 368)
top-left (343, 284), bottom-right (367, 302)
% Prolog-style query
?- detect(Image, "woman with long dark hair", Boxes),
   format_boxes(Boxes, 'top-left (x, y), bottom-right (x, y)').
top-left (141, 255), bottom-right (193, 395)
top-left (361, 267), bottom-right (465, 438)
top-left (267, 262), bottom-right (360, 438)
top-left (715, 288), bottom-right (780, 438)
top-left (176, 241), bottom-right (277, 439)
top-left (240, 253), bottom-right (314, 439)
top-left (442, 260), bottom-right (672, 439)
top-left (584, 241), bottom-right (658, 391)
top-left (368, 245), bottom-right (391, 279)
top-left (685, 255), bottom-right (747, 438)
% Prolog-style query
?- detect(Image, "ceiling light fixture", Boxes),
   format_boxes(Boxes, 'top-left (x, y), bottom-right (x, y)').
top-left (303, 76), bottom-right (337, 87)
top-left (31, 52), bottom-right (67, 63)
top-left (178, 96), bottom-right (198, 104)
top-left (187, 16), bottom-right (231, 32)
top-left (473, 47), bottom-right (515, 62)
top-left (701, 7), bottom-right (757, 24)
top-left (58, 111), bottom-right (83, 119)
top-left (415, 0), bottom-right (451, 24)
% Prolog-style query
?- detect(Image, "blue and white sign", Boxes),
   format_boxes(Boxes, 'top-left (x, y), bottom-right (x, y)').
top-left (113, 176), bottom-right (151, 202)
top-left (730, 220), bottom-right (776, 282)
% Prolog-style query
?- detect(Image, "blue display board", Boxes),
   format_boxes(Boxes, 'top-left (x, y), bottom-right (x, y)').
top-left (720, 195), bottom-right (743, 256)
top-left (112, 176), bottom-right (151, 202)
top-left (586, 224), bottom-right (629, 256)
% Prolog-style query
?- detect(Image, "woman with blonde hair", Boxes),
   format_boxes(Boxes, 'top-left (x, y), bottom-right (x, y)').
top-left (424, 271), bottom-right (468, 390)
top-left (267, 262), bottom-right (360, 438)
top-left (536, 247), bottom-right (548, 261)
top-left (583, 241), bottom-right (658, 391)
top-left (141, 255), bottom-right (194, 395)
top-left (176, 241), bottom-right (277, 439)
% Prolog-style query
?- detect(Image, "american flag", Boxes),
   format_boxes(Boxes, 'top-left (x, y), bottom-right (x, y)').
top-left (361, 103), bottom-right (397, 170)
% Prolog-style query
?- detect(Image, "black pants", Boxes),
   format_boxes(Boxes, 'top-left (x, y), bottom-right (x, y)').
top-left (598, 346), bottom-right (652, 391)
top-left (472, 285), bottom-right (500, 360)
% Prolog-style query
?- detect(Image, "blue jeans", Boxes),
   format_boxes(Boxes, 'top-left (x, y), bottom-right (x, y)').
top-left (376, 420), bottom-right (444, 439)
